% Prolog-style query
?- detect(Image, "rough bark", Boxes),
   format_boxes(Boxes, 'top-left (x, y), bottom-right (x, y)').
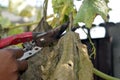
top-left (21, 31), bottom-right (93, 80)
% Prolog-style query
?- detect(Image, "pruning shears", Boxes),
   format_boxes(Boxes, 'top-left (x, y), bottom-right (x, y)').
top-left (0, 22), bottom-right (69, 60)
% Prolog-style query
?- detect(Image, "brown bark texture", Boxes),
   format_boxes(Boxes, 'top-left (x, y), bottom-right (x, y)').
top-left (21, 18), bottom-right (93, 80)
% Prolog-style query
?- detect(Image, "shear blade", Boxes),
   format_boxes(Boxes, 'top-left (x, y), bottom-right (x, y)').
top-left (19, 46), bottom-right (41, 60)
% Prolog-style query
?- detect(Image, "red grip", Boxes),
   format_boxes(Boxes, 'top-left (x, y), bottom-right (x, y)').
top-left (0, 32), bottom-right (33, 48)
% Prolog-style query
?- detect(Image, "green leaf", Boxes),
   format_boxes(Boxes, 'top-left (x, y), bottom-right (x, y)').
top-left (52, 0), bottom-right (74, 15)
top-left (74, 0), bottom-right (109, 28)
top-left (19, 5), bottom-right (35, 17)
top-left (52, 0), bottom-right (75, 24)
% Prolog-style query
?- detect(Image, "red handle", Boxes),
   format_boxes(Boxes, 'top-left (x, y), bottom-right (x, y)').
top-left (0, 32), bottom-right (33, 49)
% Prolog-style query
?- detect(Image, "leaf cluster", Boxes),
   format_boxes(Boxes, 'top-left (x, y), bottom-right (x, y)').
top-left (74, 0), bottom-right (109, 28)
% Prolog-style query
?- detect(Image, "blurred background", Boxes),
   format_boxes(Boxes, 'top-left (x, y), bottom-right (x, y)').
top-left (0, 0), bottom-right (120, 80)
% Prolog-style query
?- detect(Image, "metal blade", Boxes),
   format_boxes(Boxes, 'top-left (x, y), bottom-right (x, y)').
top-left (19, 46), bottom-right (41, 60)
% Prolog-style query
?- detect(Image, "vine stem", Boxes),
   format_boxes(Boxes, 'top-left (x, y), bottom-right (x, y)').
top-left (59, 4), bottom-right (68, 24)
top-left (43, 0), bottom-right (48, 20)
top-left (7, 14), bottom-right (54, 31)
top-left (9, 21), bottom-right (39, 30)
top-left (69, 13), bottom-right (73, 31)
top-left (82, 28), bottom-right (96, 59)
top-left (93, 68), bottom-right (120, 80)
